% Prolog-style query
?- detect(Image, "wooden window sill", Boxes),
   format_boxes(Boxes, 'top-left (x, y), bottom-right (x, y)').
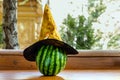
top-left (0, 50), bottom-right (120, 70)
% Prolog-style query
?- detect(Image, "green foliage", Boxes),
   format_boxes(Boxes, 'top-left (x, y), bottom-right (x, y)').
top-left (75, 16), bottom-right (95, 49)
top-left (60, 0), bottom-right (106, 49)
top-left (60, 15), bottom-right (96, 49)
top-left (88, 0), bottom-right (106, 22)
top-left (108, 33), bottom-right (120, 49)
top-left (60, 14), bottom-right (77, 47)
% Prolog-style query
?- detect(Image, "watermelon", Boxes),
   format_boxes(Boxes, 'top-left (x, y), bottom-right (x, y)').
top-left (36, 45), bottom-right (67, 76)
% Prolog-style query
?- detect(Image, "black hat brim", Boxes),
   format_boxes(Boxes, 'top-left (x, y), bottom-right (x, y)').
top-left (23, 39), bottom-right (78, 61)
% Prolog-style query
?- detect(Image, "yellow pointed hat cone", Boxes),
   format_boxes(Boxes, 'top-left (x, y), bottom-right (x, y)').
top-left (39, 4), bottom-right (62, 41)
top-left (23, 4), bottom-right (78, 61)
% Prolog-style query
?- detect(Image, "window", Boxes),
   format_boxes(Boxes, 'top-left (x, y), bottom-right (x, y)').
top-left (49, 0), bottom-right (120, 50)
top-left (0, 0), bottom-right (120, 50)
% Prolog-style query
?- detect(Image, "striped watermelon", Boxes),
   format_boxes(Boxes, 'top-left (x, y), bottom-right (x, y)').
top-left (36, 45), bottom-right (67, 76)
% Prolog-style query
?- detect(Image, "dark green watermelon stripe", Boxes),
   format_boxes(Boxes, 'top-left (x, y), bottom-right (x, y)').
top-left (62, 50), bottom-right (67, 69)
top-left (61, 50), bottom-right (65, 66)
top-left (60, 49), bottom-right (66, 71)
top-left (36, 46), bottom-right (45, 71)
top-left (48, 46), bottom-right (55, 75)
top-left (52, 47), bottom-right (57, 75)
top-left (57, 48), bottom-right (62, 73)
top-left (61, 49), bottom-right (66, 69)
top-left (40, 45), bottom-right (49, 74)
top-left (38, 45), bottom-right (47, 73)
top-left (44, 45), bottom-right (53, 75)
top-left (54, 48), bottom-right (60, 75)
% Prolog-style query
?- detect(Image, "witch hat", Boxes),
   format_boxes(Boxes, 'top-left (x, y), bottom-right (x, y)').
top-left (23, 4), bottom-right (78, 61)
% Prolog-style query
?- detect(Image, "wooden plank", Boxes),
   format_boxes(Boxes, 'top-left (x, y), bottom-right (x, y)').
top-left (0, 12), bottom-right (42, 18)
top-left (0, 17), bottom-right (41, 23)
top-left (70, 50), bottom-right (120, 57)
top-left (0, 50), bottom-right (120, 70)
top-left (18, 11), bottom-right (42, 16)
top-left (18, 11), bottom-right (42, 17)
top-left (0, 50), bottom-right (36, 70)
top-left (18, 6), bottom-right (36, 12)
top-left (66, 56), bottom-right (120, 69)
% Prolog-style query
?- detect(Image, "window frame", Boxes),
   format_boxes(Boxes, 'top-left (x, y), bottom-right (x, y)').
top-left (0, 49), bottom-right (120, 70)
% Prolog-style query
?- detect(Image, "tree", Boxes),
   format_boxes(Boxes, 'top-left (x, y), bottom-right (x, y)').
top-left (92, 0), bottom-right (120, 49)
top-left (2, 0), bottom-right (19, 49)
top-left (95, 29), bottom-right (120, 49)
top-left (60, 14), bottom-right (77, 48)
top-left (60, 14), bottom-right (95, 49)
top-left (60, 0), bottom-right (106, 49)
top-left (108, 33), bottom-right (120, 49)
top-left (88, 0), bottom-right (106, 22)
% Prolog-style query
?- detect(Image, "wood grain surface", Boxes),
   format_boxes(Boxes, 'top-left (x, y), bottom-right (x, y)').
top-left (0, 50), bottom-right (120, 70)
